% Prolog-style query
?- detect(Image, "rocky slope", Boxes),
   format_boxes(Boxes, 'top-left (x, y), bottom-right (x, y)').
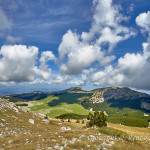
top-left (1, 98), bottom-right (150, 150)
top-left (87, 92), bottom-right (104, 103)
top-left (85, 87), bottom-right (150, 111)
top-left (0, 98), bottom-right (118, 150)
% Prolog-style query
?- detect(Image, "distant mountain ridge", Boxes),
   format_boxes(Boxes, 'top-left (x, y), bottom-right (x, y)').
top-left (83, 87), bottom-right (150, 112)
top-left (86, 87), bottom-right (150, 102)
top-left (1, 86), bottom-right (150, 127)
top-left (2, 86), bottom-right (150, 112)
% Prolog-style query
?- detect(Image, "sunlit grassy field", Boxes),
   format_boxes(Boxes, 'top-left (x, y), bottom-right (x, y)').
top-left (16, 95), bottom-right (90, 118)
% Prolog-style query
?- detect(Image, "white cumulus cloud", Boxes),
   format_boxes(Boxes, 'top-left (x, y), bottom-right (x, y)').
top-left (136, 11), bottom-right (150, 32)
top-left (58, 0), bottom-right (135, 75)
top-left (91, 36), bottom-right (150, 89)
top-left (0, 45), bottom-right (54, 82)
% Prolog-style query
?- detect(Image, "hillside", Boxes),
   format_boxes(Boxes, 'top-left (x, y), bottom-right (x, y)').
top-left (1, 98), bottom-right (150, 150)
top-left (2, 86), bottom-right (150, 127)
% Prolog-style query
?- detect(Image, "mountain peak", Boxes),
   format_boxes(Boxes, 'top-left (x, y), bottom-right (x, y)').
top-left (67, 87), bottom-right (84, 92)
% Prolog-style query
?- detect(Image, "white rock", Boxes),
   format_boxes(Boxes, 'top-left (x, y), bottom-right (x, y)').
top-left (1, 119), bottom-right (6, 122)
top-left (101, 142), bottom-right (112, 147)
top-left (87, 145), bottom-right (90, 147)
top-left (60, 127), bottom-right (71, 132)
top-left (13, 107), bottom-right (19, 113)
top-left (0, 123), bottom-right (4, 127)
top-left (28, 119), bottom-right (34, 124)
top-left (79, 135), bottom-right (85, 140)
top-left (84, 128), bottom-right (89, 131)
top-left (53, 143), bottom-right (60, 149)
top-left (66, 127), bottom-right (71, 131)
top-left (47, 147), bottom-right (53, 150)
top-left (88, 135), bottom-right (96, 142)
top-left (102, 148), bottom-right (108, 150)
top-left (42, 119), bottom-right (50, 124)
top-left (109, 141), bottom-right (115, 145)
top-left (60, 127), bottom-right (66, 131)
top-left (8, 140), bottom-right (13, 144)
top-left (70, 138), bottom-right (77, 144)
top-left (58, 123), bottom-right (62, 125)
top-left (0, 134), bottom-right (3, 138)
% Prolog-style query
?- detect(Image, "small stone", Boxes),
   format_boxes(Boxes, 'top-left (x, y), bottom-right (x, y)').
top-left (8, 140), bottom-right (13, 144)
top-left (47, 147), bottom-right (53, 150)
top-left (102, 148), bottom-right (108, 150)
top-left (60, 127), bottom-right (71, 131)
top-left (87, 145), bottom-right (90, 147)
top-left (70, 138), bottom-right (77, 144)
top-left (53, 143), bottom-right (60, 149)
top-left (58, 123), bottom-right (62, 125)
top-left (28, 119), bottom-right (34, 124)
top-left (66, 127), bottom-right (71, 131)
top-left (0, 134), bottom-right (3, 138)
top-left (0, 123), bottom-right (4, 127)
top-left (42, 119), bottom-right (50, 124)
top-left (101, 142), bottom-right (112, 147)
top-left (1, 119), bottom-right (6, 122)
top-left (88, 135), bottom-right (96, 142)
top-left (109, 141), bottom-right (115, 145)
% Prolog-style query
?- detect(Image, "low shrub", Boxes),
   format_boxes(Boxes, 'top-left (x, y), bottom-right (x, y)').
top-left (56, 113), bottom-right (87, 119)
top-left (87, 111), bottom-right (107, 127)
top-left (16, 103), bottom-right (28, 106)
top-left (76, 119), bottom-right (80, 123)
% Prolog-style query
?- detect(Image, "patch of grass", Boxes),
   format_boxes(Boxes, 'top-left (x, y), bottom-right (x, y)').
top-left (38, 95), bottom-right (59, 103)
top-left (47, 109), bottom-right (69, 118)
top-left (30, 103), bottom-right (49, 111)
top-left (21, 94), bottom-right (91, 118)
top-left (68, 104), bottom-right (90, 115)
top-left (68, 141), bottom-right (89, 149)
top-left (99, 127), bottom-right (130, 141)
top-left (108, 117), bottom-right (149, 127)
top-left (49, 93), bottom-right (92, 106)
top-left (110, 141), bottom-right (145, 150)
top-left (48, 103), bottom-right (90, 118)
top-left (82, 101), bottom-right (150, 127)
top-left (29, 95), bottom-right (58, 111)
top-left (78, 96), bottom-right (90, 101)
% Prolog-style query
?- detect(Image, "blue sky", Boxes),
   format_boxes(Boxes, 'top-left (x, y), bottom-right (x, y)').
top-left (0, 0), bottom-right (150, 95)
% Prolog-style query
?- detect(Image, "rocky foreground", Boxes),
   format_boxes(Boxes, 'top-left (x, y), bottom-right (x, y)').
top-left (0, 98), bottom-right (149, 150)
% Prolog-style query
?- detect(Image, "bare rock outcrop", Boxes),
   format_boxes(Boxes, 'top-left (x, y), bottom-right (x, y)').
top-left (87, 92), bottom-right (104, 103)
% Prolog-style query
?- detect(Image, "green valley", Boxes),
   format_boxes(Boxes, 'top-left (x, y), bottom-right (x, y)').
top-left (2, 86), bottom-right (150, 127)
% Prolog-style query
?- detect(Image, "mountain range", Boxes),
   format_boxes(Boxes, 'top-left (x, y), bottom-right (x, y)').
top-left (1, 86), bottom-right (150, 127)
